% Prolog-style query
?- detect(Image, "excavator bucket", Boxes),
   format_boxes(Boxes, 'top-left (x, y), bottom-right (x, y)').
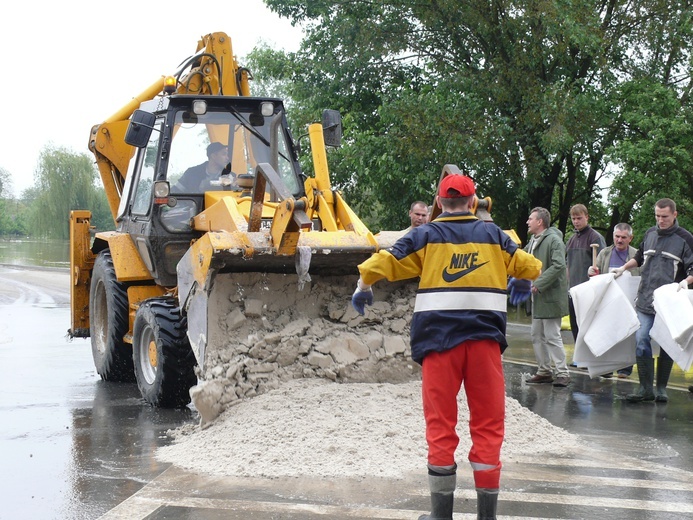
top-left (175, 161), bottom-right (401, 367)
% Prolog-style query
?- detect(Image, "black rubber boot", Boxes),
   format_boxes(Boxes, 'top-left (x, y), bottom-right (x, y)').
top-left (655, 351), bottom-right (674, 402)
top-left (626, 356), bottom-right (655, 402)
top-left (476, 488), bottom-right (498, 519)
top-left (418, 473), bottom-right (455, 520)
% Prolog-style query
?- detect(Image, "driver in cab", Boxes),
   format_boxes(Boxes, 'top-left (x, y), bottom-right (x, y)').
top-left (175, 142), bottom-right (230, 192)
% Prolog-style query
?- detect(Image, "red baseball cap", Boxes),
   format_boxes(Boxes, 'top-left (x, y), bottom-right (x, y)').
top-left (438, 175), bottom-right (475, 198)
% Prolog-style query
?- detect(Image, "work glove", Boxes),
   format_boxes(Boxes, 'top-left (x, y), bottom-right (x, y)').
top-left (612, 267), bottom-right (626, 279)
top-left (352, 285), bottom-right (374, 315)
top-left (678, 279), bottom-right (690, 292)
top-left (508, 277), bottom-right (532, 306)
top-left (587, 266), bottom-right (599, 277)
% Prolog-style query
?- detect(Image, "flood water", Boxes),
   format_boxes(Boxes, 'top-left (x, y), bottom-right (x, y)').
top-left (0, 237), bottom-right (69, 269)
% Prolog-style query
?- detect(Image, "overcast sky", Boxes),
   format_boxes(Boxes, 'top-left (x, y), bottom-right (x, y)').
top-left (0, 1), bottom-right (303, 197)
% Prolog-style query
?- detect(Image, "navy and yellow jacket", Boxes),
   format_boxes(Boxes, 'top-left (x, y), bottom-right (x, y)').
top-left (358, 213), bottom-right (542, 364)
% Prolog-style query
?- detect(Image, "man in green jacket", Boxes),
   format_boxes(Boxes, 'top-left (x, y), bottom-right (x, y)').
top-left (524, 207), bottom-right (571, 387)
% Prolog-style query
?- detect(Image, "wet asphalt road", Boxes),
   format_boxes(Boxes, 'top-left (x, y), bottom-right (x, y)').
top-left (1, 265), bottom-right (693, 519)
top-left (0, 266), bottom-right (194, 520)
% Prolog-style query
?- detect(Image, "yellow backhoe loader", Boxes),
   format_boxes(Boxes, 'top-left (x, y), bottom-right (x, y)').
top-left (68, 31), bottom-right (390, 407)
top-left (68, 31), bottom-right (508, 409)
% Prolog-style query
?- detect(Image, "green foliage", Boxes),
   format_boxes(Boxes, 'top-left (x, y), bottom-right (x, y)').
top-left (27, 146), bottom-right (114, 239)
top-left (608, 79), bottom-right (693, 242)
top-left (0, 199), bottom-right (30, 236)
top-left (0, 199), bottom-right (12, 235)
top-left (90, 188), bottom-right (115, 233)
top-left (0, 167), bottom-right (30, 236)
top-left (258, 0), bottom-right (693, 242)
top-left (245, 44), bottom-right (296, 101)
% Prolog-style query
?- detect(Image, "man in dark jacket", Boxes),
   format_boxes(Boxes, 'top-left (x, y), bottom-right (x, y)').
top-left (566, 204), bottom-right (606, 342)
top-left (351, 174), bottom-right (541, 520)
top-left (174, 142), bottom-right (230, 192)
top-left (524, 207), bottom-right (571, 387)
top-left (615, 198), bottom-right (693, 402)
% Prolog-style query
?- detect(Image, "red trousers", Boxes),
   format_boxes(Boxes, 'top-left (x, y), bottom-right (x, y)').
top-left (422, 339), bottom-right (505, 488)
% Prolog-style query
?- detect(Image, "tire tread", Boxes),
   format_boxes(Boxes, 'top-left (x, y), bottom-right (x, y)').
top-left (134, 298), bottom-right (197, 408)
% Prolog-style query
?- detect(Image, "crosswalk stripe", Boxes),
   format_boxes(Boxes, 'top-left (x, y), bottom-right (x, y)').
top-left (101, 488), bottom-right (693, 519)
top-left (502, 466), bottom-right (693, 491)
top-left (455, 489), bottom-right (693, 513)
top-left (99, 447), bottom-right (693, 519)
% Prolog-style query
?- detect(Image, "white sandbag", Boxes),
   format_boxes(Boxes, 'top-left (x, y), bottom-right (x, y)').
top-left (650, 314), bottom-right (693, 372)
top-left (570, 273), bottom-right (639, 357)
top-left (652, 284), bottom-right (693, 343)
top-left (570, 274), bottom-right (611, 329)
top-left (573, 333), bottom-right (636, 378)
top-left (583, 283), bottom-right (638, 357)
top-left (614, 273), bottom-right (640, 305)
top-left (684, 290), bottom-right (693, 352)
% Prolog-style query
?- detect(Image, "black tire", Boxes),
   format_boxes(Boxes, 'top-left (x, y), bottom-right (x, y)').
top-left (90, 251), bottom-right (135, 382)
top-left (133, 299), bottom-right (197, 408)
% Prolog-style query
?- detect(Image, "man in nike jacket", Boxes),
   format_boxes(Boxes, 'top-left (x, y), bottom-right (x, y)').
top-left (351, 174), bottom-right (542, 520)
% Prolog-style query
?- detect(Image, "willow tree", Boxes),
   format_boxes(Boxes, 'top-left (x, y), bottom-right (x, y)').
top-left (0, 167), bottom-right (15, 234)
top-left (29, 146), bottom-right (111, 239)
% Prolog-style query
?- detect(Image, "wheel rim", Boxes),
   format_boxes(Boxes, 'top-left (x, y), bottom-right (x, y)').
top-left (148, 340), bottom-right (158, 370)
top-left (138, 325), bottom-right (158, 385)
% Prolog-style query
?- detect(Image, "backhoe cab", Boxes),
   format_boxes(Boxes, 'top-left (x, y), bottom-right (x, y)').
top-left (119, 95), bottom-right (316, 287)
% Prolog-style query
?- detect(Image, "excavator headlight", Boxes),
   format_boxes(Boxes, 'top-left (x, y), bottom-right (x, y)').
top-left (153, 181), bottom-right (170, 204)
top-left (154, 181), bottom-right (170, 198)
top-left (260, 102), bottom-right (274, 117)
top-left (163, 76), bottom-right (177, 94)
top-left (193, 100), bottom-right (207, 115)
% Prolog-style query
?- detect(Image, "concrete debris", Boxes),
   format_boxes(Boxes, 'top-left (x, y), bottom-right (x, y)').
top-left (190, 273), bottom-right (420, 425)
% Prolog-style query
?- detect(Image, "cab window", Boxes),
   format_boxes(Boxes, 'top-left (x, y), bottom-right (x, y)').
top-left (131, 121), bottom-right (162, 215)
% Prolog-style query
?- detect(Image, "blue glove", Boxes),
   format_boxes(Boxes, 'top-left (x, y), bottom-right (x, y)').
top-left (352, 286), bottom-right (374, 315)
top-left (508, 277), bottom-right (532, 306)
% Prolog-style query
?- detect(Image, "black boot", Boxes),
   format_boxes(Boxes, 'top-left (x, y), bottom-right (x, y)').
top-left (655, 351), bottom-right (674, 402)
top-left (477, 488), bottom-right (498, 519)
top-left (626, 356), bottom-right (655, 402)
top-left (418, 472), bottom-right (455, 520)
